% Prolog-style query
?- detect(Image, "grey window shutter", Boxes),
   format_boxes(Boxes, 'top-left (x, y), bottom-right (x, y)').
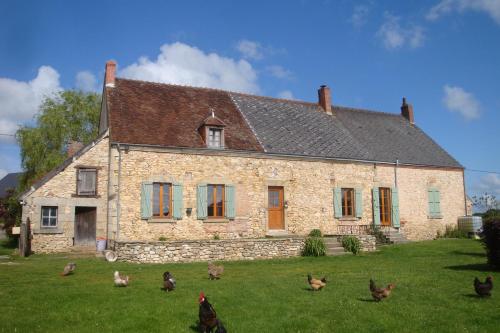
top-left (172, 183), bottom-right (183, 220)
top-left (225, 184), bottom-right (235, 219)
top-left (197, 184), bottom-right (208, 220)
top-left (372, 188), bottom-right (380, 226)
top-left (140, 182), bottom-right (153, 219)
top-left (355, 188), bottom-right (363, 218)
top-left (78, 169), bottom-right (96, 195)
top-left (391, 187), bottom-right (400, 227)
top-left (333, 188), bottom-right (342, 218)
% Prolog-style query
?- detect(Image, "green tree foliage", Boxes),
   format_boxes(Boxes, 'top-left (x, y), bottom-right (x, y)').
top-left (0, 188), bottom-right (22, 236)
top-left (16, 91), bottom-right (101, 191)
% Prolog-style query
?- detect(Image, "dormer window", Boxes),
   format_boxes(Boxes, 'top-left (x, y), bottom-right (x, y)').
top-left (198, 111), bottom-right (226, 149)
top-left (208, 128), bottom-right (223, 148)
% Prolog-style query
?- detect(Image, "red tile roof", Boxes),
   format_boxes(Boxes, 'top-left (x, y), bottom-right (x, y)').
top-left (106, 79), bottom-right (263, 151)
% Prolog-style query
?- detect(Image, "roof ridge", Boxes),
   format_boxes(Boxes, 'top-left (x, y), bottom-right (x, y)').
top-left (333, 105), bottom-right (401, 117)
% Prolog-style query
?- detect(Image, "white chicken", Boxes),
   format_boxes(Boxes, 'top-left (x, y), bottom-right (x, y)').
top-left (114, 271), bottom-right (129, 287)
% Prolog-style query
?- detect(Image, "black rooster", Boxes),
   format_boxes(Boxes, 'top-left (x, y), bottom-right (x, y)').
top-left (474, 276), bottom-right (493, 297)
top-left (198, 292), bottom-right (226, 333)
top-left (163, 271), bottom-right (176, 292)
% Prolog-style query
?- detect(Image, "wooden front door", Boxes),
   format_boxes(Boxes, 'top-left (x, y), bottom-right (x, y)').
top-left (268, 186), bottom-right (285, 230)
top-left (379, 188), bottom-right (392, 226)
top-left (75, 207), bottom-right (96, 246)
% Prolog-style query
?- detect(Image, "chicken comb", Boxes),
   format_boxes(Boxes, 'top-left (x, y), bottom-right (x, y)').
top-left (199, 291), bottom-right (205, 302)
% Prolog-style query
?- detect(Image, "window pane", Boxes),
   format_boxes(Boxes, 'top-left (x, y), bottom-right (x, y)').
top-left (49, 217), bottom-right (57, 226)
top-left (153, 183), bottom-right (160, 216)
top-left (216, 185), bottom-right (223, 216)
top-left (41, 206), bottom-right (57, 227)
top-left (163, 184), bottom-right (170, 216)
top-left (207, 185), bottom-right (214, 216)
top-left (42, 217), bottom-right (49, 226)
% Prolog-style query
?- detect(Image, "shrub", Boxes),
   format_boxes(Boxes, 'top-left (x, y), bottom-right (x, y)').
top-left (481, 218), bottom-right (500, 267)
top-left (436, 225), bottom-right (468, 239)
top-left (309, 229), bottom-right (322, 237)
top-left (302, 229), bottom-right (326, 257)
top-left (342, 236), bottom-right (361, 255)
top-left (158, 236), bottom-right (167, 241)
top-left (213, 233), bottom-right (220, 240)
top-left (370, 226), bottom-right (388, 244)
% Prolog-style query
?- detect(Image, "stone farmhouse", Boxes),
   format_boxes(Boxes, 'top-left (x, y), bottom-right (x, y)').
top-left (20, 61), bottom-right (467, 254)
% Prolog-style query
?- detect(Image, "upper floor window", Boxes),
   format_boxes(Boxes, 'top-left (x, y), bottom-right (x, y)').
top-left (341, 188), bottom-right (355, 217)
top-left (77, 168), bottom-right (97, 196)
top-left (41, 206), bottom-right (58, 227)
top-left (153, 183), bottom-right (172, 218)
top-left (207, 184), bottom-right (225, 218)
top-left (207, 128), bottom-right (223, 148)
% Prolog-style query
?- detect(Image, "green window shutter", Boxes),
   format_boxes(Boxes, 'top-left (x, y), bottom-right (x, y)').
top-left (391, 187), bottom-right (400, 227)
top-left (372, 188), bottom-right (380, 226)
top-left (172, 183), bottom-right (183, 220)
top-left (197, 184), bottom-right (208, 220)
top-left (434, 189), bottom-right (441, 216)
top-left (333, 187), bottom-right (342, 218)
top-left (355, 188), bottom-right (363, 218)
top-left (225, 185), bottom-right (235, 219)
top-left (140, 182), bottom-right (153, 219)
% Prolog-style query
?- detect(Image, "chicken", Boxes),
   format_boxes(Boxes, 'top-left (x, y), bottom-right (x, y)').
top-left (60, 262), bottom-right (76, 276)
top-left (198, 292), bottom-right (226, 333)
top-left (163, 271), bottom-right (176, 292)
top-left (114, 271), bottom-right (129, 287)
top-left (474, 276), bottom-right (493, 297)
top-left (307, 274), bottom-right (327, 291)
top-left (208, 262), bottom-right (224, 280)
top-left (369, 279), bottom-right (395, 301)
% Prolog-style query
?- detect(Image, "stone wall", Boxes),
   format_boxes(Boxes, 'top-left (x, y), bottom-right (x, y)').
top-left (114, 238), bottom-right (305, 263)
top-left (110, 147), bottom-right (465, 242)
top-left (31, 233), bottom-right (73, 253)
top-left (355, 234), bottom-right (377, 252)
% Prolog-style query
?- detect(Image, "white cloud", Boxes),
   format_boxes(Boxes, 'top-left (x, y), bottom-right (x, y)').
top-left (75, 71), bottom-right (98, 92)
top-left (236, 39), bottom-right (264, 60)
top-left (350, 5), bottom-right (370, 28)
top-left (473, 174), bottom-right (500, 197)
top-left (277, 90), bottom-right (294, 99)
top-left (427, 0), bottom-right (500, 24)
top-left (376, 13), bottom-right (425, 49)
top-left (0, 66), bottom-right (62, 142)
top-left (120, 42), bottom-right (260, 94)
top-left (443, 85), bottom-right (480, 119)
top-left (266, 65), bottom-right (293, 80)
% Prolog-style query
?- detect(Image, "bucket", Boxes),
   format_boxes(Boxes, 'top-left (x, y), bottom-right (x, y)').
top-left (96, 239), bottom-right (107, 251)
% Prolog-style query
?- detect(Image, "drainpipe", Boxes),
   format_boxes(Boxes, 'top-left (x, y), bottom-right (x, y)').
top-left (116, 144), bottom-right (122, 241)
top-left (462, 170), bottom-right (468, 216)
top-left (394, 159), bottom-right (399, 188)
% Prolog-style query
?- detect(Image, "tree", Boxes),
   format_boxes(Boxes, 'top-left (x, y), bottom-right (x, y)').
top-left (16, 90), bottom-right (101, 191)
top-left (472, 193), bottom-right (499, 213)
top-left (0, 188), bottom-right (22, 236)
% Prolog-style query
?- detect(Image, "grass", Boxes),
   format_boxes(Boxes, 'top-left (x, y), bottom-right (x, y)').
top-left (0, 239), bottom-right (499, 332)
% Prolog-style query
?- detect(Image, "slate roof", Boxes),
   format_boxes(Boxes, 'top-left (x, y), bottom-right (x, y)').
top-left (0, 172), bottom-right (22, 198)
top-left (106, 78), bottom-right (461, 168)
top-left (107, 79), bottom-right (263, 152)
top-left (230, 93), bottom-right (462, 168)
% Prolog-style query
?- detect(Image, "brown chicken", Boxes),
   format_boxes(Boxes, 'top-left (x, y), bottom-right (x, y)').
top-left (370, 279), bottom-right (395, 301)
top-left (308, 274), bottom-right (327, 291)
top-left (208, 262), bottom-right (224, 280)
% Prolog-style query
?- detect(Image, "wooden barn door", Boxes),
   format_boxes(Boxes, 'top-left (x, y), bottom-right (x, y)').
top-left (74, 207), bottom-right (96, 246)
top-left (268, 186), bottom-right (285, 230)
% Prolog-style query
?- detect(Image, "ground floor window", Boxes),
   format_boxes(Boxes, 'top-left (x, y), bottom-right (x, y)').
top-left (41, 206), bottom-right (58, 227)
top-left (153, 183), bottom-right (172, 217)
top-left (341, 188), bottom-right (355, 217)
top-left (207, 184), bottom-right (224, 218)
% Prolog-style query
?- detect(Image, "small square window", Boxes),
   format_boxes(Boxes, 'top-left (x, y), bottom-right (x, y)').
top-left (41, 206), bottom-right (58, 227)
top-left (207, 128), bottom-right (223, 148)
top-left (77, 169), bottom-right (97, 196)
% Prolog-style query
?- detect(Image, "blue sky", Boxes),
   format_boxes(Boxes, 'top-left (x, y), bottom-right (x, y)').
top-left (0, 0), bottom-right (499, 200)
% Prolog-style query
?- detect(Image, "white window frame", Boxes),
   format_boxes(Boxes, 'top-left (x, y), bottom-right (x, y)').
top-left (41, 206), bottom-right (58, 228)
top-left (207, 128), bottom-right (223, 148)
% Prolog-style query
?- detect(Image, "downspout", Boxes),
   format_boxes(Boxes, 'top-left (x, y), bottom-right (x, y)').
top-left (116, 144), bottom-right (122, 241)
top-left (462, 170), bottom-right (468, 216)
top-left (394, 159), bottom-right (399, 188)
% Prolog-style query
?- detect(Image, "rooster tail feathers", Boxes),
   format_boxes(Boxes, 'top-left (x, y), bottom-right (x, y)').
top-left (474, 277), bottom-right (480, 285)
top-left (369, 279), bottom-right (376, 292)
top-left (215, 320), bottom-right (227, 333)
top-left (321, 277), bottom-right (327, 283)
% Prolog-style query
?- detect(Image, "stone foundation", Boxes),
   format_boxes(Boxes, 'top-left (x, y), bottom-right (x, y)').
top-left (114, 235), bottom-right (377, 263)
top-left (31, 234), bottom-right (73, 253)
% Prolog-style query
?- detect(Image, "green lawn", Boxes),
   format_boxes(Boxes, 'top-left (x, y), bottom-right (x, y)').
top-left (0, 239), bottom-right (498, 333)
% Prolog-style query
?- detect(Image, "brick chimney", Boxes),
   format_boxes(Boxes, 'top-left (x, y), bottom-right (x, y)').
top-left (318, 85), bottom-right (332, 114)
top-left (401, 97), bottom-right (414, 124)
top-left (67, 141), bottom-right (84, 158)
top-left (105, 60), bottom-right (116, 88)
